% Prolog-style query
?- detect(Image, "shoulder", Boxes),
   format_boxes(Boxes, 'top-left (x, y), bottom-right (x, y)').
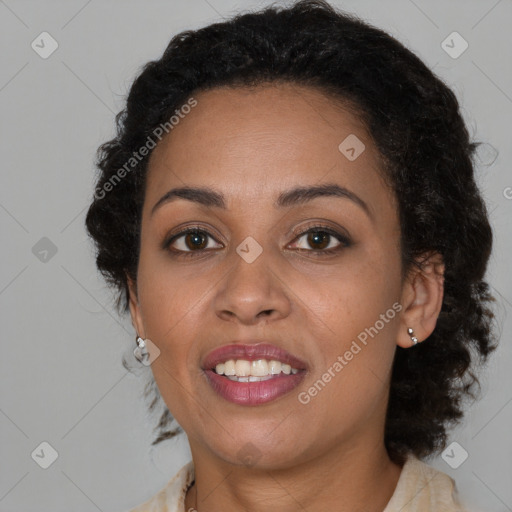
top-left (383, 455), bottom-right (467, 512)
top-left (125, 460), bottom-right (195, 512)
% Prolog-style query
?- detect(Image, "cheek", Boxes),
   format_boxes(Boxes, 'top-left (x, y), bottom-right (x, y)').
top-left (302, 247), bottom-right (400, 337)
top-left (136, 261), bottom-right (209, 426)
top-left (299, 254), bottom-right (401, 404)
top-left (135, 249), bottom-right (206, 370)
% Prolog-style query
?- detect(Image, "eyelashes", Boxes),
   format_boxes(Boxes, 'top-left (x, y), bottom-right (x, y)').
top-left (162, 223), bottom-right (352, 259)
top-left (287, 224), bottom-right (350, 254)
top-left (165, 227), bottom-right (219, 257)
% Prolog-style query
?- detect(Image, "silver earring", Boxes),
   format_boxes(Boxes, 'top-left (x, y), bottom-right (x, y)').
top-left (407, 327), bottom-right (419, 345)
top-left (134, 335), bottom-right (147, 363)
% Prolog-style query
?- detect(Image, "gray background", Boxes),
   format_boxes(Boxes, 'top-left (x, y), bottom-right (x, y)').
top-left (1, 0), bottom-right (511, 511)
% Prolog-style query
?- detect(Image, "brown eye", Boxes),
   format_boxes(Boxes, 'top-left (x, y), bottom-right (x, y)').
top-left (291, 226), bottom-right (350, 254)
top-left (304, 231), bottom-right (332, 250)
top-left (182, 231), bottom-right (208, 250)
top-left (166, 228), bottom-right (222, 256)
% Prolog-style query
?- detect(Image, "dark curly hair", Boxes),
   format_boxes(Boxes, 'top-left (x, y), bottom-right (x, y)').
top-left (85, 0), bottom-right (498, 463)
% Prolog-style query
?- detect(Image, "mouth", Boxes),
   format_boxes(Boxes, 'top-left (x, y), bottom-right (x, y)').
top-left (201, 342), bottom-right (308, 405)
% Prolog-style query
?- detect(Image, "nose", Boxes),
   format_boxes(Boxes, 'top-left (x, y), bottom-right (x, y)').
top-left (213, 250), bottom-right (292, 325)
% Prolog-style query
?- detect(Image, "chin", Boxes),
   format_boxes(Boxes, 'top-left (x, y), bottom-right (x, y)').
top-left (209, 433), bottom-right (304, 470)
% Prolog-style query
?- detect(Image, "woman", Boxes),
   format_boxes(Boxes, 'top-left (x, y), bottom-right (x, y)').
top-left (86, 1), bottom-right (498, 510)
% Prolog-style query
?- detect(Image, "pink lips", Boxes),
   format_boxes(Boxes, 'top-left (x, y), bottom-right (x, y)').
top-left (202, 342), bottom-right (308, 371)
top-left (202, 342), bottom-right (308, 406)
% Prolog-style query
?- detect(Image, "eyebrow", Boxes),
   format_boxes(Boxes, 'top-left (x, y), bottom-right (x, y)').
top-left (150, 183), bottom-right (373, 220)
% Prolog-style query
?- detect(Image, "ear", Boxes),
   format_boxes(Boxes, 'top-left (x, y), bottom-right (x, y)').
top-left (397, 251), bottom-right (445, 348)
top-left (127, 275), bottom-right (146, 339)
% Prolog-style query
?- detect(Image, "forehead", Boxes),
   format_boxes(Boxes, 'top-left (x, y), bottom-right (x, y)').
top-left (149, 82), bottom-right (370, 165)
top-left (145, 83), bottom-right (395, 216)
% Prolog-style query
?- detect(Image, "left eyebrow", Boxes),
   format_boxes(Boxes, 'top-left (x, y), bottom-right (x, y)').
top-left (276, 183), bottom-right (372, 220)
top-left (150, 183), bottom-right (373, 221)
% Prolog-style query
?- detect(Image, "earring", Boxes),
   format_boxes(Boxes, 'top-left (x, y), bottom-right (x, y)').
top-left (134, 335), bottom-right (147, 363)
top-left (407, 327), bottom-right (419, 345)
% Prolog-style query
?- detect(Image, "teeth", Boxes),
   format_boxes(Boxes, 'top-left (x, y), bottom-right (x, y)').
top-left (227, 375), bottom-right (275, 382)
top-left (224, 360), bottom-right (236, 375)
top-left (268, 360), bottom-right (281, 375)
top-left (250, 359), bottom-right (268, 376)
top-left (214, 359), bottom-right (300, 378)
top-left (235, 359), bottom-right (251, 376)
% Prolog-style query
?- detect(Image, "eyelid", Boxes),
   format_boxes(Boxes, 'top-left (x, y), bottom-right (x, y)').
top-left (288, 223), bottom-right (351, 252)
top-left (163, 222), bottom-right (351, 256)
top-left (162, 224), bottom-right (223, 253)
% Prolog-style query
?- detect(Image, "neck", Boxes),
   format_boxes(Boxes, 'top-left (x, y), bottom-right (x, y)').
top-left (184, 439), bottom-right (403, 512)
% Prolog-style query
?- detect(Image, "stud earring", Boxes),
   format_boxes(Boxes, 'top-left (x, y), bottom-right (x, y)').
top-left (407, 327), bottom-right (419, 345)
top-left (134, 335), bottom-right (147, 363)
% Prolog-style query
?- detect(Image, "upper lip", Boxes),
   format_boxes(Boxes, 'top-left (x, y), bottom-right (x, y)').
top-left (202, 342), bottom-right (308, 371)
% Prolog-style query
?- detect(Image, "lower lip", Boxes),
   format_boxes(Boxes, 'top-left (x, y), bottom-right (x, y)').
top-left (204, 369), bottom-right (306, 405)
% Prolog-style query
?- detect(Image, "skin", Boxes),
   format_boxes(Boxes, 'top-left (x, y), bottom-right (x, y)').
top-left (127, 83), bottom-right (445, 512)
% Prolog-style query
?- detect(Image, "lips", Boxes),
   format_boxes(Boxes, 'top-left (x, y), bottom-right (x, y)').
top-left (201, 342), bottom-right (308, 371)
top-left (204, 369), bottom-right (306, 405)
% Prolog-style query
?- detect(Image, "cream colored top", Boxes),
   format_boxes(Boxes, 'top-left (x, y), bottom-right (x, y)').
top-left (127, 456), bottom-right (467, 511)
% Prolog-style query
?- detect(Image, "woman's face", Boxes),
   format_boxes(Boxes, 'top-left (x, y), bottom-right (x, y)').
top-left (129, 83), bottom-right (407, 469)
